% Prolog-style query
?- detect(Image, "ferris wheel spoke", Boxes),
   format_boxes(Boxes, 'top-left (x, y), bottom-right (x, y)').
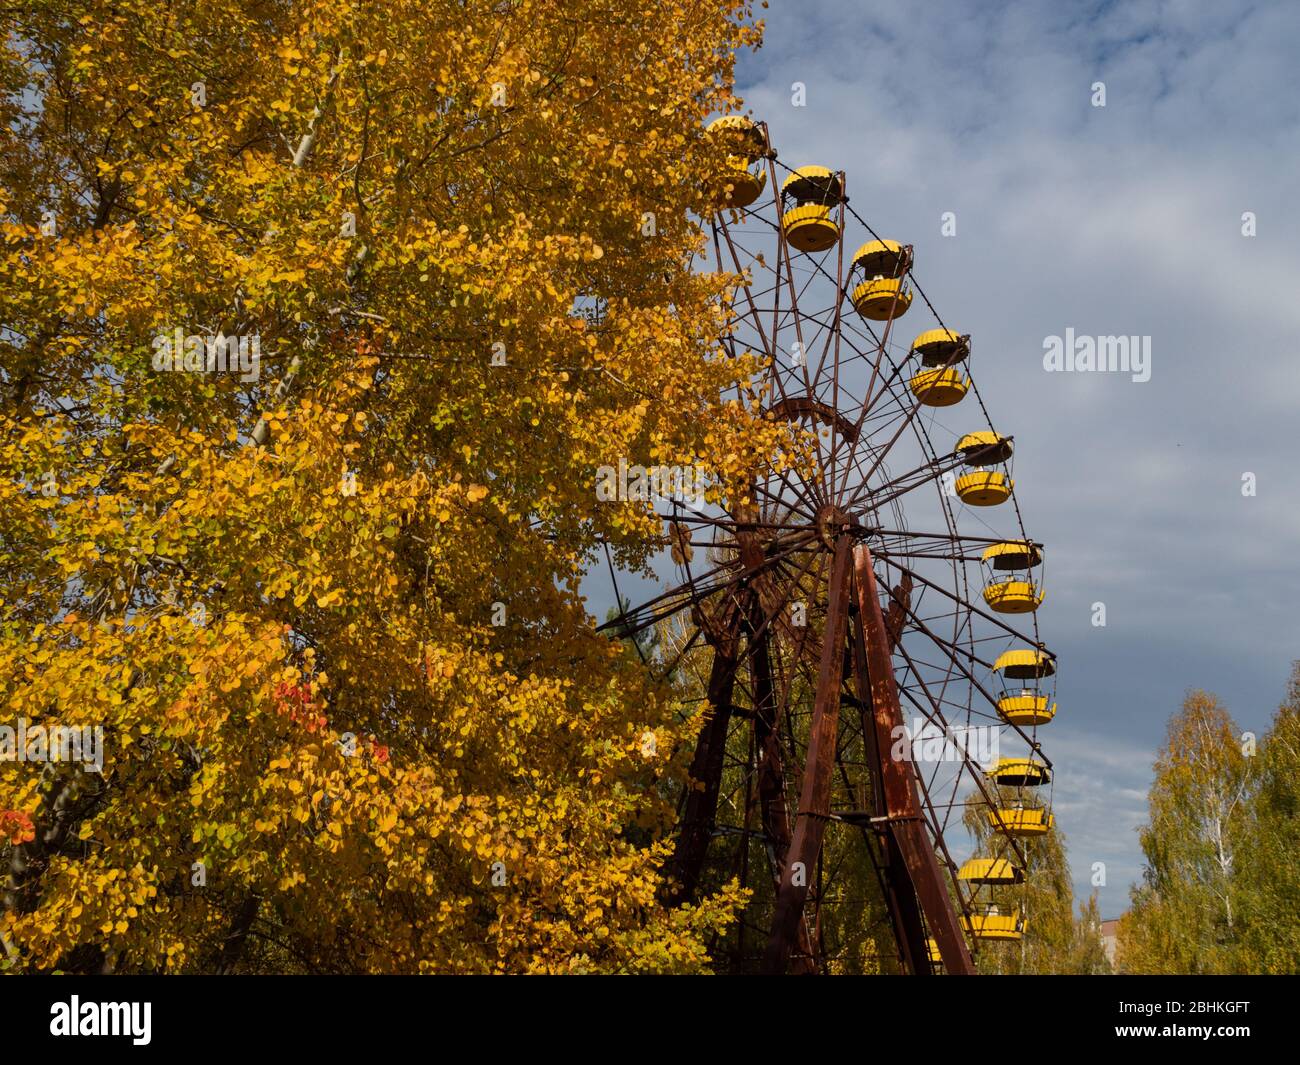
top-left (648, 623), bottom-right (705, 685)
top-left (809, 209), bottom-right (848, 392)
top-left (843, 390), bottom-right (946, 513)
top-left (891, 648), bottom-right (1031, 875)
top-left (834, 337), bottom-right (906, 495)
top-left (848, 452), bottom-right (968, 515)
top-left (598, 571), bottom-right (744, 642)
top-left (753, 439), bottom-right (838, 523)
top-left (878, 570), bottom-right (1053, 772)
top-left (888, 649), bottom-right (1011, 941)
top-left (747, 476), bottom-right (823, 521)
top-left (716, 215), bottom-right (793, 411)
top-left (829, 278), bottom-right (911, 494)
top-left (874, 553), bottom-right (1041, 646)
top-left (823, 223), bottom-right (852, 499)
top-left (768, 165), bottom-right (834, 481)
top-left (866, 525), bottom-right (1041, 549)
top-left (830, 382), bottom-right (919, 506)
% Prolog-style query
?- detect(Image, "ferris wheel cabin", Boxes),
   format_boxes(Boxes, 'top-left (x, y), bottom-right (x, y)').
top-left (954, 431), bottom-right (1014, 506)
top-left (780, 166), bottom-right (842, 252)
top-left (981, 539), bottom-right (1045, 614)
top-left (908, 328), bottom-right (970, 405)
top-left (706, 115), bottom-right (767, 208)
top-left (850, 239), bottom-right (914, 320)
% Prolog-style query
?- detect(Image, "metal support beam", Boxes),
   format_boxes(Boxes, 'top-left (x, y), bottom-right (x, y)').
top-left (665, 637), bottom-right (738, 905)
top-left (851, 542), bottom-right (975, 975)
top-left (763, 534), bottom-right (853, 974)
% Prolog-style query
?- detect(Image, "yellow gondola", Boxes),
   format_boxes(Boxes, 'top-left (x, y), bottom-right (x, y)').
top-left (780, 165), bottom-right (842, 205)
top-left (981, 540), bottom-right (1041, 569)
top-left (909, 365), bottom-right (967, 405)
top-left (783, 203), bottom-right (839, 252)
top-left (987, 808), bottom-right (1055, 837)
top-left (852, 238), bottom-right (910, 278)
top-left (780, 166), bottom-right (842, 252)
top-left (993, 648), bottom-right (1056, 679)
top-left (997, 690), bottom-right (1057, 726)
top-left (912, 328), bottom-right (969, 366)
top-left (852, 277), bottom-right (912, 320)
top-left (963, 907), bottom-right (1025, 941)
top-left (706, 117), bottom-right (767, 208)
top-left (981, 539), bottom-right (1043, 613)
top-left (706, 115), bottom-right (765, 160)
top-left (954, 431), bottom-right (1013, 505)
top-left (957, 857), bottom-right (1024, 884)
top-left (983, 579), bottom-right (1043, 613)
top-left (956, 431), bottom-right (1012, 465)
top-left (955, 470), bottom-right (1011, 505)
top-left (714, 158), bottom-right (766, 207)
top-left (989, 757), bottom-right (1051, 787)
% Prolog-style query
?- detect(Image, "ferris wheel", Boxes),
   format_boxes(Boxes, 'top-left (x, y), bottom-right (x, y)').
top-left (603, 116), bottom-right (1058, 974)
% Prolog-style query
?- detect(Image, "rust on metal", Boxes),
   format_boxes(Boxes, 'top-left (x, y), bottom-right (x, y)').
top-left (763, 534), bottom-right (853, 974)
top-left (852, 542), bottom-right (974, 975)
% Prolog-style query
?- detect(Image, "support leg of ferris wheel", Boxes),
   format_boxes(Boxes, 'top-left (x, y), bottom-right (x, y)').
top-left (666, 512), bottom-right (816, 965)
top-left (664, 629), bottom-right (739, 907)
top-left (851, 542), bottom-right (974, 975)
top-left (852, 571), bottom-right (935, 975)
top-left (763, 533), bottom-right (854, 973)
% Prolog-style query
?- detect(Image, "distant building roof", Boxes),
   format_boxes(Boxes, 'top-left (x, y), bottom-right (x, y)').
top-left (1099, 918), bottom-right (1121, 965)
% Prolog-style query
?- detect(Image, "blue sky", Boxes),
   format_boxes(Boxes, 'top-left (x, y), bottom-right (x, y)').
top-left (725, 0), bottom-right (1300, 910)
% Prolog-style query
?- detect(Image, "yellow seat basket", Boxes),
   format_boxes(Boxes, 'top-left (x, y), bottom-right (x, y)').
top-left (781, 165), bottom-right (841, 205)
top-left (783, 203), bottom-right (839, 253)
top-left (852, 277), bottom-right (913, 320)
top-left (963, 911), bottom-right (1025, 941)
top-left (957, 431), bottom-right (1013, 466)
top-left (997, 693), bottom-right (1056, 726)
top-left (983, 580), bottom-right (1044, 613)
top-left (987, 808), bottom-right (1055, 837)
top-left (706, 115), bottom-right (764, 161)
top-left (852, 238), bottom-right (908, 278)
top-left (909, 366), bottom-right (968, 406)
top-left (925, 938), bottom-right (943, 965)
top-left (714, 160), bottom-right (766, 208)
top-left (981, 540), bottom-right (1041, 569)
top-left (989, 757), bottom-right (1050, 787)
top-left (993, 648), bottom-right (1056, 680)
top-left (957, 857), bottom-right (1024, 885)
top-left (955, 470), bottom-right (1011, 505)
top-left (912, 328), bottom-right (968, 364)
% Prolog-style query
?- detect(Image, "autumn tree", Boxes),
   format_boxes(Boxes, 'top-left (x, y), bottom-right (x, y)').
top-left (1116, 691), bottom-right (1253, 975)
top-left (1071, 893), bottom-right (1111, 975)
top-left (1236, 662), bottom-right (1300, 973)
top-left (0, 0), bottom-right (790, 972)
